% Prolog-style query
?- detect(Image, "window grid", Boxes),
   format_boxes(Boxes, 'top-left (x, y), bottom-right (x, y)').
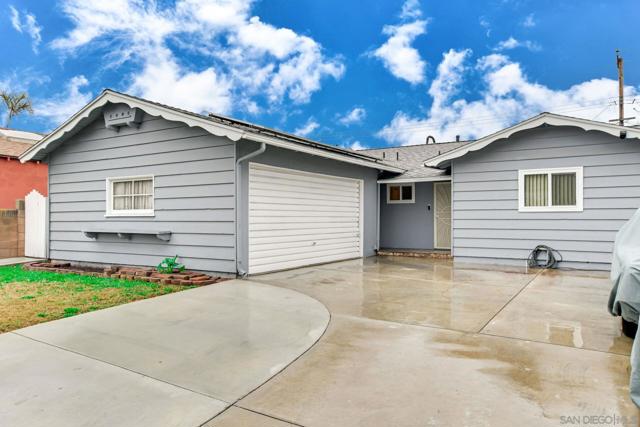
top-left (106, 176), bottom-right (154, 216)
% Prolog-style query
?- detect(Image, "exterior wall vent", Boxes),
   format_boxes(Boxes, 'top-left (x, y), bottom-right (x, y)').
top-left (104, 106), bottom-right (143, 131)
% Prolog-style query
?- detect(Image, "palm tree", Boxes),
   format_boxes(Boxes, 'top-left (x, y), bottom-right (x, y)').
top-left (0, 91), bottom-right (33, 127)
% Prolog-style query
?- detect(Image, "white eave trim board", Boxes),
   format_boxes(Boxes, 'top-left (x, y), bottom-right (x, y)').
top-left (377, 176), bottom-right (451, 184)
top-left (20, 90), bottom-right (404, 173)
top-left (424, 112), bottom-right (640, 168)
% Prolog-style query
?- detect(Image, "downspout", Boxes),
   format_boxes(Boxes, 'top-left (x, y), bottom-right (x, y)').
top-left (235, 141), bottom-right (266, 277)
top-left (376, 178), bottom-right (381, 252)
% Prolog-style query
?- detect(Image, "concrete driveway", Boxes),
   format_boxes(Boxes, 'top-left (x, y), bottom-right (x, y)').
top-left (1, 257), bottom-right (636, 427)
top-left (230, 256), bottom-right (636, 427)
top-left (0, 281), bottom-right (329, 427)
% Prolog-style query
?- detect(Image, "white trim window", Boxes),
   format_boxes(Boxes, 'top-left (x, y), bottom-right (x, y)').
top-left (387, 183), bottom-right (415, 204)
top-left (518, 167), bottom-right (583, 212)
top-left (106, 175), bottom-right (155, 217)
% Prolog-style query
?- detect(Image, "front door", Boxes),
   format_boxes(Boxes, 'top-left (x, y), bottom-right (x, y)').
top-left (434, 182), bottom-right (452, 249)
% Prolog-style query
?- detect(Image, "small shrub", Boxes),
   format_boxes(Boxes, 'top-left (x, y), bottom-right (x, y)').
top-left (36, 313), bottom-right (47, 318)
top-left (157, 255), bottom-right (185, 274)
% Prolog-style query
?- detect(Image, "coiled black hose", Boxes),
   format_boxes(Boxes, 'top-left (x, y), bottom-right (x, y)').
top-left (527, 245), bottom-right (562, 269)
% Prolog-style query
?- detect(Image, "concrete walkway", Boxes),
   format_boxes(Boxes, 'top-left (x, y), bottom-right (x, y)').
top-left (0, 281), bottom-right (329, 427)
top-left (0, 257), bottom-right (40, 266)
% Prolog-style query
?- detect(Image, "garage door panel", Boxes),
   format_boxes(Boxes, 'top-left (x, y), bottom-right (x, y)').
top-left (249, 163), bottom-right (363, 274)
top-left (249, 195), bottom-right (360, 208)
top-left (250, 186), bottom-right (360, 202)
top-left (250, 169), bottom-right (360, 189)
top-left (250, 248), bottom-right (362, 272)
top-left (250, 221), bottom-right (360, 231)
top-left (249, 209), bottom-right (359, 218)
top-left (249, 232), bottom-right (359, 245)
top-left (250, 216), bottom-right (358, 224)
top-left (249, 173), bottom-right (359, 193)
top-left (250, 241), bottom-right (361, 261)
top-left (249, 228), bottom-right (360, 238)
top-left (250, 236), bottom-right (361, 250)
top-left (249, 203), bottom-right (359, 213)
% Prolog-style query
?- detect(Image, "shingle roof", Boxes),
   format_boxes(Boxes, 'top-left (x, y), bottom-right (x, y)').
top-left (107, 90), bottom-right (397, 167)
top-left (0, 136), bottom-right (39, 158)
top-left (358, 141), bottom-right (472, 180)
top-left (22, 89), bottom-right (404, 173)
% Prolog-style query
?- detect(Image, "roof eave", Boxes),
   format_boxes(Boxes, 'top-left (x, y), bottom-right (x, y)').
top-left (424, 112), bottom-right (640, 168)
top-left (20, 90), bottom-right (404, 173)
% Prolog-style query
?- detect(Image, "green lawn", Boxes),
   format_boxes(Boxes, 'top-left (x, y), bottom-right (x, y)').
top-left (0, 265), bottom-right (192, 332)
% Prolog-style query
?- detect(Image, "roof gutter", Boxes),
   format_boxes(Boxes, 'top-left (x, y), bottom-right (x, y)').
top-left (377, 176), bottom-right (451, 184)
top-left (242, 132), bottom-right (405, 173)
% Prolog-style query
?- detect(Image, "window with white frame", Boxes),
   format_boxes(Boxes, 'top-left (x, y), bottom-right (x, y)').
top-left (106, 176), bottom-right (154, 216)
top-left (387, 183), bottom-right (415, 204)
top-left (518, 167), bottom-right (583, 212)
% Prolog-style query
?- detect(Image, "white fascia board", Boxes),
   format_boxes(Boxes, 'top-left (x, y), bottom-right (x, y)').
top-left (20, 90), bottom-right (404, 173)
top-left (424, 112), bottom-right (640, 168)
top-left (377, 175), bottom-right (451, 184)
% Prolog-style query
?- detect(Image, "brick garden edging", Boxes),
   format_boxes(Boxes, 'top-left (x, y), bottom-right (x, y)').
top-left (23, 261), bottom-right (227, 286)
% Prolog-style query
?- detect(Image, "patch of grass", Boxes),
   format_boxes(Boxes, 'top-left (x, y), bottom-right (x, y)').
top-left (0, 265), bottom-right (194, 332)
top-left (63, 307), bottom-right (80, 317)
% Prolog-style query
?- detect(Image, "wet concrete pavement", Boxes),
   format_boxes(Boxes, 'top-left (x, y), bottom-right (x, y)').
top-left (2, 256), bottom-right (635, 426)
top-left (0, 281), bottom-right (329, 427)
top-left (226, 256), bottom-right (636, 427)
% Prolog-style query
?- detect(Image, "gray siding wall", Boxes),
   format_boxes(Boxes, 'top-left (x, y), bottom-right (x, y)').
top-left (451, 126), bottom-right (640, 270)
top-left (237, 141), bottom-right (380, 274)
top-left (379, 182), bottom-right (435, 250)
top-left (47, 107), bottom-right (236, 273)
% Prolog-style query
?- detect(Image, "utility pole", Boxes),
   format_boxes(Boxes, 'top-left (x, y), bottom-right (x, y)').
top-left (617, 49), bottom-right (624, 126)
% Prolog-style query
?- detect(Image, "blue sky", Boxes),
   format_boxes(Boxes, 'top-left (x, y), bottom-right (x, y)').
top-left (1, 0), bottom-right (639, 148)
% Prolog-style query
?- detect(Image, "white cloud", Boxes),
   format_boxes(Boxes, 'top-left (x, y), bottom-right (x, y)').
top-left (522, 14), bottom-right (536, 28)
top-left (294, 118), bottom-right (319, 137)
top-left (130, 47), bottom-right (233, 114)
top-left (338, 107), bottom-right (366, 126)
top-left (494, 37), bottom-right (541, 52)
top-left (479, 16), bottom-right (491, 37)
top-left (9, 6), bottom-right (42, 53)
top-left (50, 0), bottom-right (344, 115)
top-left (35, 75), bottom-right (93, 125)
top-left (348, 140), bottom-right (368, 150)
top-left (400, 0), bottom-right (422, 19)
top-left (378, 49), bottom-right (639, 145)
top-left (372, 1), bottom-right (427, 85)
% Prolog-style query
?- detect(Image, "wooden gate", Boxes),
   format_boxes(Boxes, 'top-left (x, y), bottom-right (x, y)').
top-left (25, 190), bottom-right (47, 258)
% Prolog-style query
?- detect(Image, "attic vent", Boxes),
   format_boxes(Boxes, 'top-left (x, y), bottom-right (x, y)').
top-left (104, 106), bottom-right (143, 131)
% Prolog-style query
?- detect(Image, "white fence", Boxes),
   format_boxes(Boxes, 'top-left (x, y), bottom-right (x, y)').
top-left (25, 190), bottom-right (47, 258)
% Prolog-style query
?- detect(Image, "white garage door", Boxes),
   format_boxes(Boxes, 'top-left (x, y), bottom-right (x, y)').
top-left (248, 163), bottom-right (364, 274)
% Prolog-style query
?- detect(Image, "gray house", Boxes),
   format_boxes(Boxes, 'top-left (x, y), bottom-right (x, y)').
top-left (366, 113), bottom-right (640, 270)
top-left (20, 90), bottom-right (403, 275)
top-left (21, 90), bottom-right (640, 273)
